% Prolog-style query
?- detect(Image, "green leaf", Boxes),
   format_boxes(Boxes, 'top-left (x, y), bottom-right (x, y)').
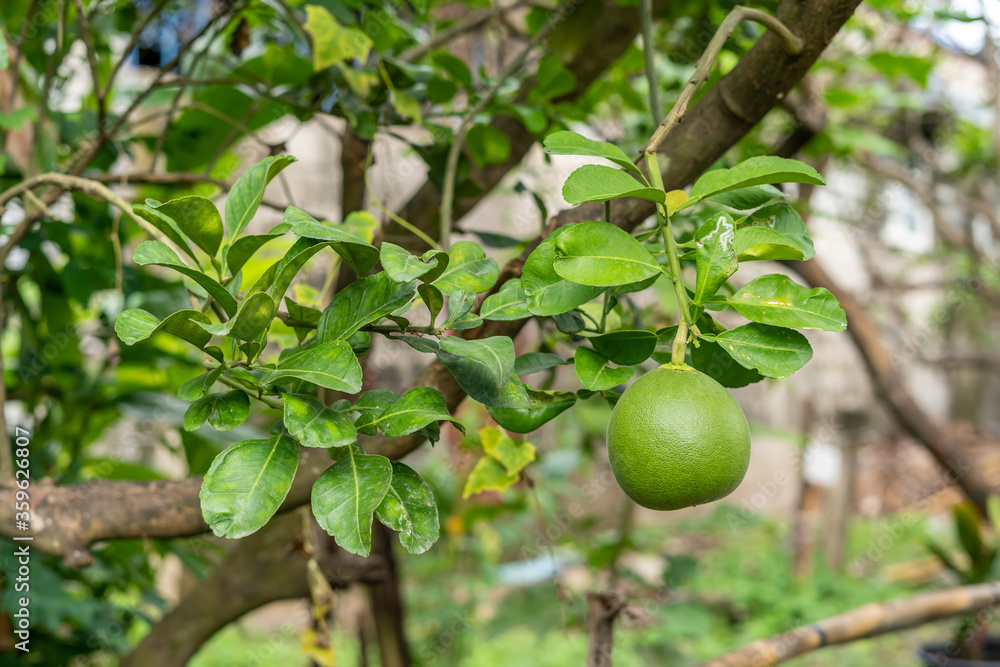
top-left (480, 426), bottom-right (535, 475)
top-left (432, 241), bottom-right (499, 294)
top-left (286, 206), bottom-right (379, 276)
top-left (689, 157), bottom-right (825, 202)
top-left (133, 241), bottom-right (239, 316)
top-left (184, 390), bottom-right (251, 431)
top-left (443, 289), bottom-right (479, 330)
top-left (178, 367), bottom-right (224, 401)
top-left (693, 213), bottom-right (738, 305)
top-left (709, 323), bottom-right (813, 378)
top-left (380, 242), bottom-right (441, 282)
top-left (260, 341), bottom-right (363, 392)
top-left (574, 347), bottom-right (633, 391)
top-left (480, 279), bottom-right (531, 321)
top-left (436, 336), bottom-right (528, 408)
top-left (723, 274), bottom-right (847, 331)
top-left (354, 390), bottom-right (402, 436)
top-left (199, 291), bottom-right (276, 342)
top-left (226, 222), bottom-right (291, 275)
top-left (463, 456), bottom-right (518, 498)
top-left (150, 196), bottom-right (224, 257)
top-left (318, 272), bottom-right (416, 341)
top-left (200, 435), bottom-right (299, 539)
top-left (735, 226), bottom-right (811, 261)
top-left (542, 131), bottom-right (641, 175)
top-left (487, 389), bottom-right (575, 433)
top-left (115, 308), bottom-right (212, 348)
top-left (132, 203), bottom-right (197, 263)
top-left (741, 203), bottom-right (815, 260)
top-left (431, 52), bottom-right (472, 88)
top-left (466, 124), bottom-right (511, 166)
top-left (366, 386), bottom-right (464, 438)
top-left (590, 330), bottom-right (657, 365)
top-left (553, 221), bottom-right (660, 287)
top-left (283, 394), bottom-right (357, 450)
top-left (225, 155), bottom-right (296, 238)
top-left (284, 297), bottom-right (322, 343)
top-left (514, 352), bottom-right (565, 375)
top-left (690, 340), bottom-right (764, 389)
top-left (304, 5), bottom-right (374, 71)
top-left (562, 165), bottom-right (666, 205)
top-left (418, 284), bottom-right (444, 325)
top-left (375, 462), bottom-right (440, 554)
top-left (522, 228), bottom-right (602, 316)
top-left (312, 451), bottom-right (392, 557)
top-left (707, 185), bottom-right (786, 210)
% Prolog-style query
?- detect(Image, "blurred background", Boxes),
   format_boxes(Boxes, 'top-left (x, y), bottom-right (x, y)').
top-left (2, 0), bottom-right (1000, 665)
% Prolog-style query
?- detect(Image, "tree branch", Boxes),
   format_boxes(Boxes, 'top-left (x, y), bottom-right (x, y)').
top-left (790, 258), bottom-right (996, 513)
top-left (695, 583), bottom-right (1000, 667)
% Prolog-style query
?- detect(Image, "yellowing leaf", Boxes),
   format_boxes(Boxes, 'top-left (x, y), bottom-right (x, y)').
top-left (479, 426), bottom-right (535, 476)
top-left (665, 189), bottom-right (688, 215)
top-left (463, 456), bottom-right (518, 499)
top-left (304, 5), bottom-right (373, 71)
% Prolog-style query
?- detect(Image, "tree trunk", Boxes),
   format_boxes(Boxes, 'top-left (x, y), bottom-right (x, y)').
top-left (586, 591), bottom-right (626, 667)
top-left (366, 524), bottom-right (412, 667)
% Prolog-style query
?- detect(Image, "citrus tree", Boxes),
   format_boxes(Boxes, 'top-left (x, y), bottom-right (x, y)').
top-left (17, 0), bottom-right (997, 663)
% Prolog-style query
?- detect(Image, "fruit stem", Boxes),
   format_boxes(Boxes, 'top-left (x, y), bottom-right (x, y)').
top-left (671, 319), bottom-right (689, 365)
top-left (644, 151), bottom-right (693, 362)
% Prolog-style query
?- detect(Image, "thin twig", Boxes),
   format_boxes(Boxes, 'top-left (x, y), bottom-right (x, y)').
top-left (400, 1), bottom-right (532, 63)
top-left (102, 0), bottom-right (172, 100)
top-left (640, 6), bottom-right (802, 157)
top-left (0, 173), bottom-right (172, 266)
top-left (639, 0), bottom-right (662, 123)
top-left (438, 0), bottom-right (573, 249)
top-left (365, 145), bottom-right (441, 250)
top-left (71, 0), bottom-right (106, 135)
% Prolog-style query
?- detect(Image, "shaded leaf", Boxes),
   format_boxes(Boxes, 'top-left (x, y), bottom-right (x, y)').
top-left (690, 339), bottom-right (764, 388)
top-left (185, 390), bottom-right (251, 431)
top-left (198, 291), bottom-right (276, 342)
top-left (466, 124), bottom-right (511, 166)
top-left (735, 226), bottom-right (811, 261)
top-left (514, 352), bottom-right (565, 376)
top-left (436, 336), bottom-right (528, 408)
top-left (418, 283), bottom-right (444, 325)
top-left (312, 451), bottom-right (392, 556)
top-left (487, 389), bottom-right (575, 433)
top-left (375, 461), bottom-right (440, 554)
top-left (590, 330), bottom-right (657, 365)
top-left (574, 347), bottom-right (633, 391)
top-left (708, 184), bottom-right (786, 210)
top-left (133, 241), bottom-right (238, 316)
top-left (367, 386), bottom-right (464, 438)
top-left (200, 435), bottom-right (299, 539)
top-left (285, 206), bottom-right (380, 276)
top-left (226, 222), bottom-right (291, 275)
top-left (115, 308), bottom-right (212, 348)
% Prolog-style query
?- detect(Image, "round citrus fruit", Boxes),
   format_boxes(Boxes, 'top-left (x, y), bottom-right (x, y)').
top-left (606, 364), bottom-right (751, 511)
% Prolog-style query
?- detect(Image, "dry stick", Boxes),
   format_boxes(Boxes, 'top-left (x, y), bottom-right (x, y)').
top-left (640, 5), bottom-right (803, 157)
top-left (695, 582), bottom-right (1000, 667)
top-left (586, 592), bottom-right (627, 667)
top-left (0, 173), bottom-right (172, 265)
top-left (438, 0), bottom-right (572, 249)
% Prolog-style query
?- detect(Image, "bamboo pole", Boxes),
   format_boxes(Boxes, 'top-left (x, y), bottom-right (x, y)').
top-left (695, 583), bottom-right (1000, 667)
